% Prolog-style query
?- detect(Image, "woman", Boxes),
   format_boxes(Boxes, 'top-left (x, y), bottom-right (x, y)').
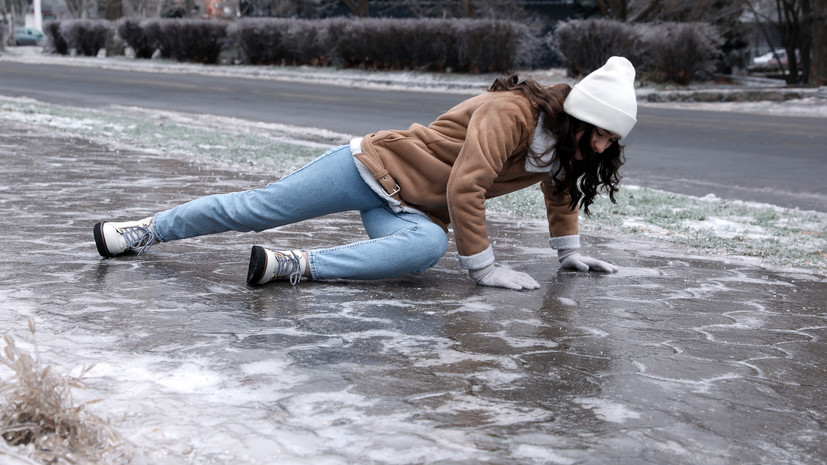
top-left (94, 56), bottom-right (638, 290)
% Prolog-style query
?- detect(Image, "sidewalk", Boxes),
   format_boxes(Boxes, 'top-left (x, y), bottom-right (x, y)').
top-left (1, 115), bottom-right (825, 464)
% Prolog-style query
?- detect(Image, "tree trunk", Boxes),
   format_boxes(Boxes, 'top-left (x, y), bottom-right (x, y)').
top-left (1, 8), bottom-right (6, 49)
top-left (342, 0), bottom-right (369, 17)
top-left (812, 0), bottom-right (827, 84)
top-left (106, 0), bottom-right (123, 20)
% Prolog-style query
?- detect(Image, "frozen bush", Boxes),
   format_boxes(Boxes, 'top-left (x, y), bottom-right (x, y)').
top-left (38, 17), bottom-right (536, 73)
top-left (51, 20), bottom-right (114, 56)
top-left (553, 18), bottom-right (723, 84)
top-left (154, 19), bottom-right (228, 64)
top-left (116, 18), bottom-right (154, 59)
top-left (333, 18), bottom-right (532, 73)
top-left (42, 21), bottom-right (68, 55)
top-left (552, 19), bottom-right (641, 77)
top-left (229, 18), bottom-right (330, 66)
top-left (456, 19), bottom-right (533, 73)
top-left (640, 22), bottom-right (723, 85)
top-left (333, 19), bottom-right (436, 70)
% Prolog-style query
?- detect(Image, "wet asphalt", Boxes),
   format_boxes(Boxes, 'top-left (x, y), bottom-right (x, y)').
top-left (1, 120), bottom-right (825, 464)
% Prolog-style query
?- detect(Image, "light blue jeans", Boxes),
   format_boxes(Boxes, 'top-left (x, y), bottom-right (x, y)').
top-left (152, 145), bottom-right (449, 281)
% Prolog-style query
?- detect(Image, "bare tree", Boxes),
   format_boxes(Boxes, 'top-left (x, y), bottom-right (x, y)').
top-left (1, 1), bottom-right (7, 48)
top-left (105, 0), bottom-right (123, 19)
top-left (316, 0), bottom-right (524, 19)
top-left (341, 0), bottom-right (368, 16)
top-left (747, 0), bottom-right (815, 84)
top-left (813, 0), bottom-right (826, 84)
top-left (2, 0), bottom-right (28, 38)
top-left (65, 0), bottom-right (95, 18)
top-left (592, 0), bottom-right (629, 20)
top-left (586, 0), bottom-right (747, 24)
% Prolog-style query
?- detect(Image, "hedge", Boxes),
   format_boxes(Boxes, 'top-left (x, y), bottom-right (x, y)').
top-left (43, 20), bottom-right (114, 57)
top-left (553, 19), bottom-right (723, 84)
top-left (45, 17), bottom-right (538, 73)
top-left (44, 17), bottom-right (723, 83)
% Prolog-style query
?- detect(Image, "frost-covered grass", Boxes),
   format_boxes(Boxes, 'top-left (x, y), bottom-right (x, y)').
top-left (489, 186), bottom-right (826, 272)
top-left (1, 96), bottom-right (824, 274)
top-left (0, 97), bottom-right (329, 176)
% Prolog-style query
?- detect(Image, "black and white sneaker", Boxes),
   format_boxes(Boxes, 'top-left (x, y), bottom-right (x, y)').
top-left (93, 217), bottom-right (157, 257)
top-left (247, 246), bottom-right (306, 285)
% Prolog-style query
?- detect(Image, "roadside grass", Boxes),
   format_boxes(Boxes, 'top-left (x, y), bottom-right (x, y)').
top-left (488, 186), bottom-right (826, 272)
top-left (0, 97), bottom-right (328, 175)
top-left (1, 96), bottom-right (824, 274)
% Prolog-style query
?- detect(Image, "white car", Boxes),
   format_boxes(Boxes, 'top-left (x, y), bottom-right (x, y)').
top-left (750, 48), bottom-right (789, 70)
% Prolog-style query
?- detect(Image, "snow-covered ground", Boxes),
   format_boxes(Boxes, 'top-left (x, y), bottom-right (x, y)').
top-left (0, 46), bottom-right (825, 275)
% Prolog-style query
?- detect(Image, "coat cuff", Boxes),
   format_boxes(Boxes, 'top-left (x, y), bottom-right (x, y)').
top-left (549, 234), bottom-right (580, 250)
top-left (458, 245), bottom-right (495, 270)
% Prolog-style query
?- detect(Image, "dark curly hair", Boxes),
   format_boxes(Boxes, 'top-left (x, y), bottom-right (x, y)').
top-left (489, 74), bottom-right (625, 214)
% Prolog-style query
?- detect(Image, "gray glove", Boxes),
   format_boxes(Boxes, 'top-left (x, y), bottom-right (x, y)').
top-left (558, 248), bottom-right (619, 273)
top-left (469, 263), bottom-right (540, 290)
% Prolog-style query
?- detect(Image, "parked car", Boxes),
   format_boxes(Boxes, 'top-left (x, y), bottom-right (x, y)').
top-left (750, 48), bottom-right (798, 71)
top-left (15, 27), bottom-right (44, 46)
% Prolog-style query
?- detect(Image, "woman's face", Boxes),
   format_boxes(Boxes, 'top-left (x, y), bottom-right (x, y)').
top-left (574, 127), bottom-right (620, 160)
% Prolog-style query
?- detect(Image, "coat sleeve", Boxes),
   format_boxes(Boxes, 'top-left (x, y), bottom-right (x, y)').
top-left (540, 177), bottom-right (580, 248)
top-left (446, 98), bottom-right (531, 258)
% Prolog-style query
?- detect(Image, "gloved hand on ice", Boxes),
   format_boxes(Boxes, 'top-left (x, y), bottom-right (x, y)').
top-left (469, 263), bottom-right (540, 290)
top-left (557, 248), bottom-right (619, 273)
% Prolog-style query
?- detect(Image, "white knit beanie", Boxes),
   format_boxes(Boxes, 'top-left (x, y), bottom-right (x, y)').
top-left (563, 56), bottom-right (638, 138)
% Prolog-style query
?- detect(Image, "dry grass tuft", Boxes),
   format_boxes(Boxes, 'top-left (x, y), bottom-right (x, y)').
top-left (0, 319), bottom-right (132, 465)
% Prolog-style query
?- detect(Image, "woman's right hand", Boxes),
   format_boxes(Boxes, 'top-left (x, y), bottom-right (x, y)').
top-left (469, 263), bottom-right (540, 290)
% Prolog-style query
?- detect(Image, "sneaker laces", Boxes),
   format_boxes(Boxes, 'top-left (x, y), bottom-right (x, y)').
top-left (120, 225), bottom-right (156, 255)
top-left (273, 250), bottom-right (303, 286)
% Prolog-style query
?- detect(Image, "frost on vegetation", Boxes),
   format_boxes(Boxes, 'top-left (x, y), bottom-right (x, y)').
top-left (0, 98), bottom-right (320, 176)
top-left (0, 319), bottom-right (131, 465)
top-left (487, 185), bottom-right (826, 272)
top-left (587, 188), bottom-right (827, 271)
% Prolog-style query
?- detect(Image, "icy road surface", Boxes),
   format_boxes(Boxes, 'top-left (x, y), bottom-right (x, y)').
top-left (0, 122), bottom-right (825, 464)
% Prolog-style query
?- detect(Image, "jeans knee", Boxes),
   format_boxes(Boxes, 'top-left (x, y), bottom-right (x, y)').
top-left (409, 224), bottom-right (448, 271)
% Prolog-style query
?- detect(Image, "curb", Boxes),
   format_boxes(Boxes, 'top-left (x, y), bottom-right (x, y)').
top-left (639, 86), bottom-right (826, 103)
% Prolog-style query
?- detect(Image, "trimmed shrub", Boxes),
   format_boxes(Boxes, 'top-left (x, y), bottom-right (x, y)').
top-left (640, 22), bottom-right (723, 85)
top-left (552, 18), bottom-right (723, 84)
top-left (456, 19), bottom-right (532, 73)
top-left (331, 18), bottom-right (530, 73)
top-left (42, 21), bottom-right (68, 55)
top-left (551, 19), bottom-right (641, 77)
top-left (116, 18), bottom-right (154, 59)
top-left (43, 20), bottom-right (113, 56)
top-left (155, 19), bottom-right (228, 64)
top-left (59, 20), bottom-right (113, 56)
top-left (333, 19), bottom-right (431, 70)
top-left (40, 18), bottom-right (537, 72)
top-left (229, 18), bottom-right (330, 66)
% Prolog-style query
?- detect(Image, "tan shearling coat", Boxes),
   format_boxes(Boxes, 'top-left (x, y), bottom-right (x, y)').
top-left (355, 89), bottom-right (579, 259)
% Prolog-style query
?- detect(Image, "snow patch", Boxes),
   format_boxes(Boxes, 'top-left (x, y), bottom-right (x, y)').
top-left (575, 397), bottom-right (641, 423)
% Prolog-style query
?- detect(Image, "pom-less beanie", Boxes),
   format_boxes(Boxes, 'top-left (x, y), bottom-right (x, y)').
top-left (563, 56), bottom-right (638, 138)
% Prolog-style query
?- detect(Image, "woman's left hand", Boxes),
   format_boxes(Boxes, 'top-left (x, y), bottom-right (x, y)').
top-left (558, 249), bottom-right (619, 273)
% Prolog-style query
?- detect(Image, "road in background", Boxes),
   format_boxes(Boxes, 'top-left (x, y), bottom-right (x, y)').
top-left (1, 61), bottom-right (824, 211)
